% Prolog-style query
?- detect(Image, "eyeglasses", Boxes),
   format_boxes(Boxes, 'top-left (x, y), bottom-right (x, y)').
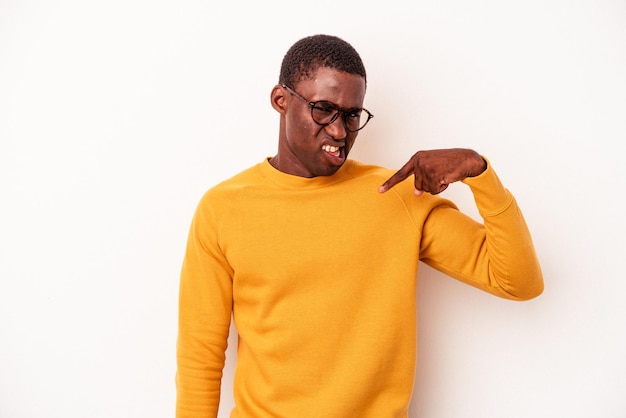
top-left (282, 84), bottom-right (374, 132)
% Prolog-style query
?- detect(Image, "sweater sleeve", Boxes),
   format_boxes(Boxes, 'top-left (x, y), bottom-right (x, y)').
top-left (419, 159), bottom-right (544, 300)
top-left (176, 192), bottom-right (234, 417)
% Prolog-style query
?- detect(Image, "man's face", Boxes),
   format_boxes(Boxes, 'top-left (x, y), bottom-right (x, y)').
top-left (274, 67), bottom-right (367, 178)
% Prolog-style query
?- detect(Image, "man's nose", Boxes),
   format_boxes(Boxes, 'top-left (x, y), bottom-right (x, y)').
top-left (324, 112), bottom-right (348, 138)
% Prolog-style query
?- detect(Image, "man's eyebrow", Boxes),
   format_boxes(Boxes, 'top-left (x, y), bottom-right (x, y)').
top-left (314, 100), bottom-right (363, 112)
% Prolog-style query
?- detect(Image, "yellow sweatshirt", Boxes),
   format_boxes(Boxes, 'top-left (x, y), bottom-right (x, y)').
top-left (176, 158), bottom-right (543, 418)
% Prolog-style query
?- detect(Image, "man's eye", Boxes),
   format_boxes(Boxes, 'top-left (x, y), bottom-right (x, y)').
top-left (313, 102), bottom-right (337, 113)
top-left (346, 110), bottom-right (361, 119)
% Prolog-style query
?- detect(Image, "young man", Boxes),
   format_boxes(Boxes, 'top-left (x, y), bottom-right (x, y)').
top-left (176, 34), bottom-right (543, 417)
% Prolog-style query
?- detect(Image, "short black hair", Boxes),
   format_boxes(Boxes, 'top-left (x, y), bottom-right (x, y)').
top-left (279, 34), bottom-right (367, 88)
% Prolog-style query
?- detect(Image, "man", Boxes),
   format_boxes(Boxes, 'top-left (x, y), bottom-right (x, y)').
top-left (176, 34), bottom-right (543, 417)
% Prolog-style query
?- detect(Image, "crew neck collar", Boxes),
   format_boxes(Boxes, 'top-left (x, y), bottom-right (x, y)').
top-left (258, 158), bottom-right (353, 189)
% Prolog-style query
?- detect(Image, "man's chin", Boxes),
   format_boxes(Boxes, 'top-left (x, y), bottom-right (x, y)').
top-left (314, 163), bottom-right (344, 177)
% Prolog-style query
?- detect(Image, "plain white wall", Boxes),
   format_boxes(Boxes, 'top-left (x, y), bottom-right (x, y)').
top-left (1, 0), bottom-right (625, 417)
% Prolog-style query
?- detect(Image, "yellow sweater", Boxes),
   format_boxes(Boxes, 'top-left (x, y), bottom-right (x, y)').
top-left (176, 158), bottom-right (543, 418)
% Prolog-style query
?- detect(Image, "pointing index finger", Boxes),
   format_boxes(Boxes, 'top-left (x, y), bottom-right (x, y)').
top-left (378, 163), bottom-right (412, 193)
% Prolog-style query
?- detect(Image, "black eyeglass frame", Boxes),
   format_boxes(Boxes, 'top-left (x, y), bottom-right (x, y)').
top-left (281, 84), bottom-right (374, 132)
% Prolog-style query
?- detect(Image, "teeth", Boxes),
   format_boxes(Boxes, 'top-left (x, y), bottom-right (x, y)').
top-left (322, 145), bottom-right (340, 153)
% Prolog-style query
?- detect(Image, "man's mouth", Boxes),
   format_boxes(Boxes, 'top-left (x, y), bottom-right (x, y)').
top-left (322, 144), bottom-right (342, 158)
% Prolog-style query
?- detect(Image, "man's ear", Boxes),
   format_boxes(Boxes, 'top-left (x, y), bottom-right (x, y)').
top-left (270, 84), bottom-right (287, 114)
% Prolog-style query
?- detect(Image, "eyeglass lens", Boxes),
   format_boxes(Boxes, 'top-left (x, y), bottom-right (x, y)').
top-left (311, 101), bottom-right (371, 132)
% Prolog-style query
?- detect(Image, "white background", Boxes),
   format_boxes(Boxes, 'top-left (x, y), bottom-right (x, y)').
top-left (1, 1), bottom-right (625, 417)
